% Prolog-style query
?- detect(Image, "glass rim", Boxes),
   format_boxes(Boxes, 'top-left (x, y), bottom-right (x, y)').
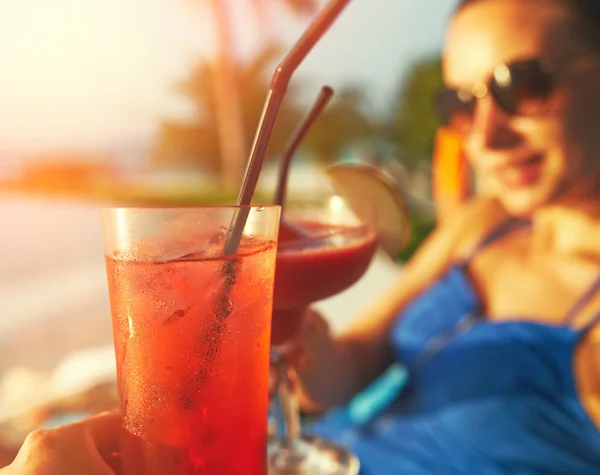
top-left (277, 222), bottom-right (376, 252)
top-left (100, 204), bottom-right (281, 212)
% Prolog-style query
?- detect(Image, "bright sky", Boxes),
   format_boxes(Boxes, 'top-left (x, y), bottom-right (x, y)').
top-left (0, 0), bottom-right (458, 156)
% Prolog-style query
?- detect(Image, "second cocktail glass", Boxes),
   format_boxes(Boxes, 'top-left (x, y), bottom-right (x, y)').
top-left (268, 197), bottom-right (377, 475)
top-left (102, 206), bottom-right (280, 475)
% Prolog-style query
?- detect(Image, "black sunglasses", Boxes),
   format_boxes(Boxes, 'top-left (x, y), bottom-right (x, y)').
top-left (436, 58), bottom-right (555, 133)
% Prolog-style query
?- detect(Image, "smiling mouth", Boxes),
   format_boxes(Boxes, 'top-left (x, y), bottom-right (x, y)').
top-left (497, 154), bottom-right (544, 188)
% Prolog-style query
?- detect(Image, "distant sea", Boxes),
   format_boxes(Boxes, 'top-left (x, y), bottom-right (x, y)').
top-left (0, 196), bottom-right (112, 374)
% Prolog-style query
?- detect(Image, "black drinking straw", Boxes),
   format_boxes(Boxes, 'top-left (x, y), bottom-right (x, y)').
top-left (273, 85), bottom-right (334, 211)
top-left (223, 0), bottom-right (351, 256)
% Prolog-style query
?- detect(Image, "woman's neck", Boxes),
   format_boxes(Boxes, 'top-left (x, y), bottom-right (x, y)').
top-left (531, 197), bottom-right (600, 259)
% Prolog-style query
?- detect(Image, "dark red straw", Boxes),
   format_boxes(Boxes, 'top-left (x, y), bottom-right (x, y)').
top-left (273, 85), bottom-right (334, 211)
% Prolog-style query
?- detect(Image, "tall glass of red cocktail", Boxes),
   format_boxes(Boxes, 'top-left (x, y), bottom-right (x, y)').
top-left (101, 206), bottom-right (280, 475)
top-left (268, 197), bottom-right (377, 475)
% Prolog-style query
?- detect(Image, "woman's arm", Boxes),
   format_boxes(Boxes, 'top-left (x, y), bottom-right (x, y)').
top-left (295, 197), bottom-right (506, 410)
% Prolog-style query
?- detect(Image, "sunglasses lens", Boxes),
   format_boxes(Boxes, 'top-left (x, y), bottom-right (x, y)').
top-left (491, 60), bottom-right (553, 115)
top-left (436, 89), bottom-right (475, 133)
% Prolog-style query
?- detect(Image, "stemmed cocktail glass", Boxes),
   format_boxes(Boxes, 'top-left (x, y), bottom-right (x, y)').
top-left (268, 197), bottom-right (378, 475)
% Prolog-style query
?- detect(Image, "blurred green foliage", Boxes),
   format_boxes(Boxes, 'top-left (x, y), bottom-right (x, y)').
top-left (387, 56), bottom-right (444, 170)
top-left (150, 45), bottom-right (377, 176)
top-left (398, 213), bottom-right (436, 262)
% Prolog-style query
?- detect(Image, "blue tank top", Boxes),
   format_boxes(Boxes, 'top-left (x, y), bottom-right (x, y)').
top-left (310, 219), bottom-right (600, 474)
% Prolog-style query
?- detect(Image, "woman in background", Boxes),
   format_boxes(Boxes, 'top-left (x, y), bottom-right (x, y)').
top-left (297, 0), bottom-right (600, 472)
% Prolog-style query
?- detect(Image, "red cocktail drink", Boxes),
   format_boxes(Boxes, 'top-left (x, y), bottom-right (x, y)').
top-left (102, 206), bottom-right (280, 475)
top-left (271, 221), bottom-right (377, 345)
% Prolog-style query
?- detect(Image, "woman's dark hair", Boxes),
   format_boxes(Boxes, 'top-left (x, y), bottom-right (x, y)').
top-left (456, 0), bottom-right (600, 53)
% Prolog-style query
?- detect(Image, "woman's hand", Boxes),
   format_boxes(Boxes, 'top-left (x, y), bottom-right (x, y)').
top-left (0, 412), bottom-right (121, 475)
top-left (270, 307), bottom-right (331, 378)
top-left (291, 307), bottom-right (332, 371)
top-left (269, 307), bottom-right (335, 411)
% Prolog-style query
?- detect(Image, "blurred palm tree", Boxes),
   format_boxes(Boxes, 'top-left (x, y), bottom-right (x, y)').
top-left (150, 0), bottom-right (319, 189)
top-left (150, 42), bottom-right (376, 175)
top-left (152, 0), bottom-right (376, 183)
top-left (302, 88), bottom-right (378, 163)
top-left (385, 55), bottom-right (444, 170)
top-left (150, 44), bottom-right (303, 178)
top-left (204, 0), bottom-right (247, 189)
top-left (207, 0), bottom-right (320, 189)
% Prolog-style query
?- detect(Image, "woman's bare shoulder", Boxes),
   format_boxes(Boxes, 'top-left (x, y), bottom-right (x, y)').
top-left (392, 197), bottom-right (508, 287)
top-left (435, 197), bottom-right (508, 251)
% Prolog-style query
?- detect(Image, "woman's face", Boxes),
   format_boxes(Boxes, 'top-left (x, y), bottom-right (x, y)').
top-left (443, 0), bottom-right (600, 215)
